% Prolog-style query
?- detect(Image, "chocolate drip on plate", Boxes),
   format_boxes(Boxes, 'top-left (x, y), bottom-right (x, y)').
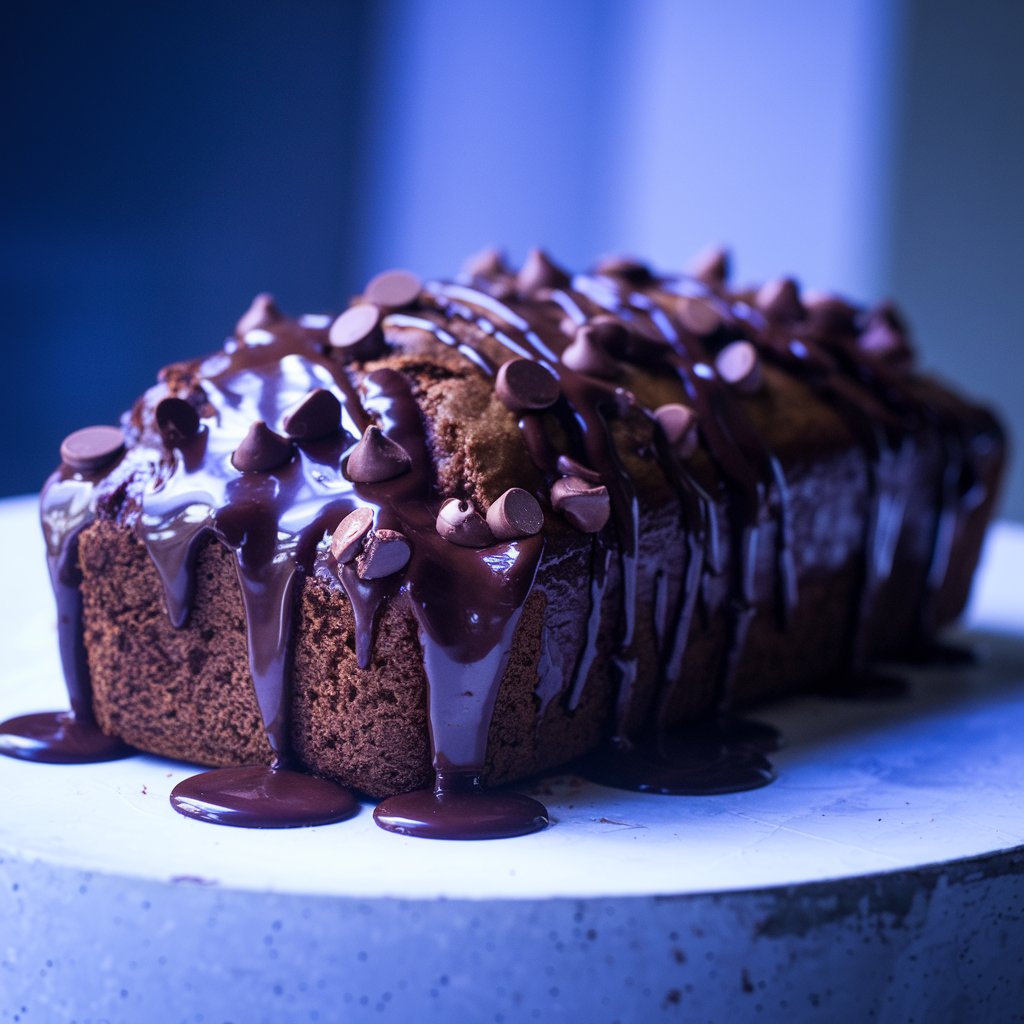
top-left (583, 717), bottom-right (779, 796)
top-left (170, 764), bottom-right (357, 828)
top-left (0, 710), bottom-right (133, 764)
top-left (374, 773), bottom-right (548, 841)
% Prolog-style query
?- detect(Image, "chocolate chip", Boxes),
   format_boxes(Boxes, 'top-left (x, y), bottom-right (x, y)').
top-left (715, 340), bottom-right (763, 394)
top-left (586, 317), bottom-right (630, 355)
top-left (436, 498), bottom-right (495, 548)
top-left (556, 455), bottom-right (602, 484)
top-left (461, 247), bottom-right (508, 278)
top-left (804, 292), bottom-right (859, 333)
top-left (235, 293), bottom-right (284, 338)
top-left (676, 296), bottom-right (722, 336)
top-left (516, 249), bottom-right (571, 296)
top-left (328, 305), bottom-right (386, 360)
top-left (756, 278), bottom-right (804, 322)
top-left (551, 476), bottom-right (611, 533)
top-left (866, 302), bottom-right (908, 335)
top-left (231, 421), bottom-right (293, 473)
top-left (59, 425), bottom-right (126, 472)
top-left (590, 315), bottom-right (666, 364)
top-left (345, 425), bottom-right (412, 483)
top-left (561, 324), bottom-right (621, 379)
top-left (859, 321), bottom-right (903, 357)
top-left (487, 279), bottom-right (516, 302)
top-left (364, 269), bottom-right (421, 311)
top-left (282, 388), bottom-right (342, 442)
top-left (495, 358), bottom-right (561, 412)
top-left (860, 302), bottom-right (908, 339)
top-left (688, 246), bottom-right (730, 287)
top-left (486, 488), bottom-right (544, 540)
top-left (356, 528), bottom-right (411, 580)
top-left (594, 255), bottom-right (653, 284)
top-left (859, 304), bottom-right (914, 366)
top-left (654, 403), bottom-right (700, 459)
top-left (155, 397), bottom-right (200, 446)
top-left (330, 507), bottom-right (374, 563)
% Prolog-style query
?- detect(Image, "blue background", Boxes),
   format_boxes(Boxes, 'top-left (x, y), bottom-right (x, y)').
top-left (4, 0), bottom-right (1022, 518)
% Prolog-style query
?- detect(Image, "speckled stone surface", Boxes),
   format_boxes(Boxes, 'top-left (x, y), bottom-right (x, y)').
top-left (2, 853), bottom-right (1023, 1024)
top-left (2, 495), bottom-right (1024, 1023)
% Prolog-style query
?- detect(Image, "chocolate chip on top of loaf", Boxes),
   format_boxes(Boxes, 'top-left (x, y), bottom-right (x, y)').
top-left (2, 248), bottom-right (1005, 840)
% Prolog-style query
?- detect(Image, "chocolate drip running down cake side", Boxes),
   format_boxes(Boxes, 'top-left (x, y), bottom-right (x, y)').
top-left (0, 248), bottom-right (1006, 839)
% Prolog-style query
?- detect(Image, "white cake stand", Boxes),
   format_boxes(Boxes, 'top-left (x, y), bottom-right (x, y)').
top-left (2, 494), bottom-right (1023, 1023)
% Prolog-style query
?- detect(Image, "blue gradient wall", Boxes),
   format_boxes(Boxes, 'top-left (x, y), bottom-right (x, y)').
top-left (3, 0), bottom-right (1021, 518)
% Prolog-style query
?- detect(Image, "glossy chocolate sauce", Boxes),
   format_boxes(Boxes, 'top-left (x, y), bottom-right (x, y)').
top-left (136, 339), bottom-right (361, 826)
top-left (133, 327), bottom-right (549, 833)
top-left (374, 772), bottom-right (548, 841)
top-left (0, 461), bottom-right (135, 763)
top-left (170, 764), bottom-right (357, 828)
top-left (0, 711), bottom-right (132, 764)
top-left (7, 251), bottom-right (1000, 837)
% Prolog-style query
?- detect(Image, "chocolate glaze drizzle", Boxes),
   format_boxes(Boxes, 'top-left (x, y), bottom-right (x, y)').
top-left (1, 249), bottom-right (1003, 837)
top-left (0, 456), bottom-right (136, 763)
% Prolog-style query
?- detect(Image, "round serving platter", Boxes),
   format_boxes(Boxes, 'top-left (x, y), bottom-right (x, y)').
top-left (1, 495), bottom-right (1022, 1023)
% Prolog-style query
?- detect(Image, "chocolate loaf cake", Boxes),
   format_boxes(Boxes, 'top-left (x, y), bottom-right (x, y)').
top-left (2, 248), bottom-right (1006, 838)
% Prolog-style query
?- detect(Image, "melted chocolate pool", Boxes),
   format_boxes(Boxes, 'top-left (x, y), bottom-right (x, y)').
top-left (374, 772), bottom-right (548, 840)
top-left (582, 718), bottom-right (780, 796)
top-left (170, 765), bottom-right (357, 828)
top-left (0, 711), bottom-right (133, 764)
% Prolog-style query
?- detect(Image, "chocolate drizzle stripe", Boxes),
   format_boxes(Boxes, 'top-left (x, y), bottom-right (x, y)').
top-left (571, 274), bottom-right (792, 718)
top-left (0, 461), bottom-right (143, 763)
top-left (46, 521), bottom-right (95, 722)
top-left (386, 312), bottom-right (498, 374)
top-left (393, 302), bottom-right (584, 726)
top-left (649, 442), bottom-right (712, 725)
top-left (435, 283), bottom-right (562, 363)
top-left (430, 282), bottom-right (644, 733)
top-left (13, 250), bottom-right (1003, 825)
top-left (755, 341), bottom-right (902, 672)
top-left (806, 338), bottom-right (969, 655)
top-left (329, 559), bottom-right (398, 671)
top-left (566, 538), bottom-right (613, 711)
